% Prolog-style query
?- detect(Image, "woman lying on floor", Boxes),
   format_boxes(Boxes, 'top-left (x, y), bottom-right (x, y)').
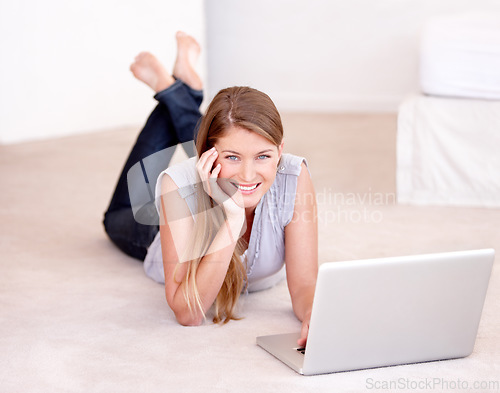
top-left (103, 32), bottom-right (318, 346)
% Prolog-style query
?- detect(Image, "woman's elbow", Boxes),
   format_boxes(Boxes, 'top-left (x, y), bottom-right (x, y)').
top-left (165, 288), bottom-right (204, 326)
top-left (174, 310), bottom-right (204, 327)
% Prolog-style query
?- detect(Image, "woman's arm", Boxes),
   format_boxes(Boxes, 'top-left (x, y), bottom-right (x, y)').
top-left (284, 161), bottom-right (318, 346)
top-left (159, 174), bottom-right (244, 326)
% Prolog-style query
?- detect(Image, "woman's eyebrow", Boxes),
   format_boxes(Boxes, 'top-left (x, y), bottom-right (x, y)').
top-left (221, 149), bottom-right (275, 155)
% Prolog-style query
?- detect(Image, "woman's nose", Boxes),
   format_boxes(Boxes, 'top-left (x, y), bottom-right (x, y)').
top-left (240, 161), bottom-right (256, 182)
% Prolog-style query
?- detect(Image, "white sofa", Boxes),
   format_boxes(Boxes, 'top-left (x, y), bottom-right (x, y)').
top-left (397, 94), bottom-right (500, 207)
top-left (397, 12), bottom-right (500, 208)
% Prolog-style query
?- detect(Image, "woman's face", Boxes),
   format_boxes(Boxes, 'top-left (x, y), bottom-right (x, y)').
top-left (213, 126), bottom-right (284, 211)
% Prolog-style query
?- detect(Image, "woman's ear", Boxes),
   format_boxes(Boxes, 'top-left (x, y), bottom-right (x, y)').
top-left (278, 140), bottom-right (285, 160)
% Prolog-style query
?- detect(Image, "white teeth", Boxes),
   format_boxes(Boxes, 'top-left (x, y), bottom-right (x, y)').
top-left (236, 183), bottom-right (258, 191)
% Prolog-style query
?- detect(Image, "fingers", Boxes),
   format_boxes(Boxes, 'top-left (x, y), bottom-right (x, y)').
top-left (297, 320), bottom-right (309, 347)
top-left (208, 164), bottom-right (222, 198)
top-left (196, 146), bottom-right (216, 167)
top-left (196, 147), bottom-right (218, 179)
top-left (196, 147), bottom-right (220, 198)
top-left (210, 163), bottom-right (221, 178)
top-left (195, 148), bottom-right (245, 220)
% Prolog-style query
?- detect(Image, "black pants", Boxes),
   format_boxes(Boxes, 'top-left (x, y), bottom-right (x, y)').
top-left (103, 80), bottom-right (203, 260)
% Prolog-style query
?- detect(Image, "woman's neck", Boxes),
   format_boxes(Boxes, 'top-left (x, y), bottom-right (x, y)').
top-left (245, 206), bottom-right (256, 221)
top-left (241, 208), bottom-right (255, 245)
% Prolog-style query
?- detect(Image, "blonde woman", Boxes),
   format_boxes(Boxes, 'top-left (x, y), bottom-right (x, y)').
top-left (103, 32), bottom-right (317, 346)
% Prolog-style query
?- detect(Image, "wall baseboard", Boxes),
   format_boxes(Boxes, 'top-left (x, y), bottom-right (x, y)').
top-left (0, 93), bottom-right (404, 145)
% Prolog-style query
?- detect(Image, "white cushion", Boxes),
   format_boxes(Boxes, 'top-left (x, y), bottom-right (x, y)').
top-left (420, 12), bottom-right (500, 100)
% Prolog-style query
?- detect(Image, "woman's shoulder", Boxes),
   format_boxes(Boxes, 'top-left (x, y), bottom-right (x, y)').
top-left (264, 153), bottom-right (310, 228)
top-left (155, 157), bottom-right (198, 201)
top-left (163, 157), bottom-right (197, 184)
top-left (277, 153), bottom-right (309, 177)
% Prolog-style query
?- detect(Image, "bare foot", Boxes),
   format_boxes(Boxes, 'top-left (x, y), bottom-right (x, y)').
top-left (173, 31), bottom-right (203, 90)
top-left (130, 52), bottom-right (175, 93)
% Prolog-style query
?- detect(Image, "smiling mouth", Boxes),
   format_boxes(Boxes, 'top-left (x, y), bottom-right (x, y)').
top-left (231, 183), bottom-right (261, 192)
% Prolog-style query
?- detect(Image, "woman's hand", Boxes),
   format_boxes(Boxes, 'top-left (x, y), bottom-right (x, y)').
top-left (297, 310), bottom-right (311, 348)
top-left (196, 147), bottom-right (245, 221)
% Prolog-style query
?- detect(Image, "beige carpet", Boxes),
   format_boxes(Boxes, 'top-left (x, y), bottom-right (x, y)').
top-left (1, 113), bottom-right (499, 392)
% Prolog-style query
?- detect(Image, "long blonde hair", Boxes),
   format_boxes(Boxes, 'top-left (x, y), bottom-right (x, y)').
top-left (180, 86), bottom-right (284, 324)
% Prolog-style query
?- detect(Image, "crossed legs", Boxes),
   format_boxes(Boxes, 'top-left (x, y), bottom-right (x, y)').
top-left (103, 32), bottom-right (203, 260)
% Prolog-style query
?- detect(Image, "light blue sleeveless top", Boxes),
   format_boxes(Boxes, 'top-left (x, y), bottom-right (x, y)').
top-left (143, 153), bottom-right (308, 292)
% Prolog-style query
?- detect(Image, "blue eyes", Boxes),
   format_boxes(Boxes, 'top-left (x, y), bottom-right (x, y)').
top-left (226, 155), bottom-right (270, 161)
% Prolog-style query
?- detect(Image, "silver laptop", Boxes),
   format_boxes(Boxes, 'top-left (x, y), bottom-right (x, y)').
top-left (256, 248), bottom-right (495, 375)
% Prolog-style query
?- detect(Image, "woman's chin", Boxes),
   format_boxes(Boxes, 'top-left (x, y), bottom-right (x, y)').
top-left (243, 200), bottom-right (258, 210)
top-left (242, 190), bottom-right (266, 209)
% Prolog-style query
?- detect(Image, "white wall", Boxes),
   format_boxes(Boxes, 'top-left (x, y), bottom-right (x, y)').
top-left (0, 0), bottom-right (206, 144)
top-left (205, 0), bottom-right (500, 112)
top-left (3, 0), bottom-right (500, 144)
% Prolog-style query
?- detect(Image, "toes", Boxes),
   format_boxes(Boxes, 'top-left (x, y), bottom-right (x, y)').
top-left (135, 52), bottom-right (146, 59)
